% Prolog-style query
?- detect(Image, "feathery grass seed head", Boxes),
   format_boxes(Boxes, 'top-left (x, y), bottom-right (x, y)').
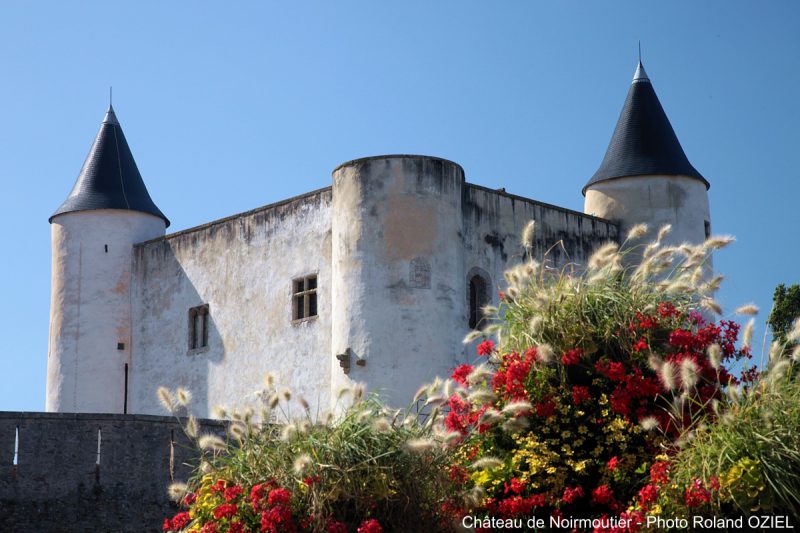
top-left (198, 434), bottom-right (226, 453)
top-left (293, 453), bottom-right (313, 474)
top-left (680, 358), bottom-right (700, 390)
top-left (168, 482), bottom-right (188, 503)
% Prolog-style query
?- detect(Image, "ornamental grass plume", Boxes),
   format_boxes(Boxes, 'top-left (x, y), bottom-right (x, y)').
top-left (707, 343), bottom-right (722, 371)
top-left (659, 361), bottom-right (677, 391)
top-left (735, 303), bottom-right (759, 316)
top-left (680, 358), bottom-right (700, 391)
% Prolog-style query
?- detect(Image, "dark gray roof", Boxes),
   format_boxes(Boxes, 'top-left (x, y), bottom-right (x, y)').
top-left (583, 62), bottom-right (708, 194)
top-left (50, 106), bottom-right (169, 226)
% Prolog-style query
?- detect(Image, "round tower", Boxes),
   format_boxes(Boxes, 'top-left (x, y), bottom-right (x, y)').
top-left (330, 155), bottom-right (465, 409)
top-left (47, 106), bottom-right (169, 413)
top-left (584, 62), bottom-right (711, 249)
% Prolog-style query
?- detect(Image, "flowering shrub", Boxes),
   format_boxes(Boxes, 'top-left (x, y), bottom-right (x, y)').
top-left (159, 388), bottom-right (458, 532)
top-left (425, 223), bottom-right (794, 530)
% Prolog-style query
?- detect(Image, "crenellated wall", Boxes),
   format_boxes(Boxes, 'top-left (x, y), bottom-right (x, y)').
top-left (0, 412), bottom-right (222, 532)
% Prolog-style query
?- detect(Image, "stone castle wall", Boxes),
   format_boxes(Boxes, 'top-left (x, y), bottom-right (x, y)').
top-left (0, 411), bottom-right (222, 532)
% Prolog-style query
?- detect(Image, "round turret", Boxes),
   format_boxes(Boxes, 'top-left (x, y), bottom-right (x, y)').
top-left (584, 62), bottom-right (711, 249)
top-left (46, 106), bottom-right (167, 413)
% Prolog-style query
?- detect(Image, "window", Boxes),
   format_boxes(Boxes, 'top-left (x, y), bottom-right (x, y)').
top-left (292, 275), bottom-right (318, 321)
top-left (188, 304), bottom-right (209, 351)
top-left (704, 220), bottom-right (711, 239)
top-left (468, 274), bottom-right (489, 329)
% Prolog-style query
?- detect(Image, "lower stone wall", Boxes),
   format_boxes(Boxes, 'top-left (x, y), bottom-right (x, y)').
top-left (0, 411), bottom-right (224, 532)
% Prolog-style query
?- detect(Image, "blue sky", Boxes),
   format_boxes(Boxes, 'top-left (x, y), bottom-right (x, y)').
top-left (1, 1), bottom-right (798, 411)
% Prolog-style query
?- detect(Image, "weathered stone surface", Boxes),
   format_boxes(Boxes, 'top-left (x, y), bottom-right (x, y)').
top-left (0, 412), bottom-right (223, 533)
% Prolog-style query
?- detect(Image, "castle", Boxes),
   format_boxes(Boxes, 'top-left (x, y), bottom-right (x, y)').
top-left (45, 61), bottom-right (711, 419)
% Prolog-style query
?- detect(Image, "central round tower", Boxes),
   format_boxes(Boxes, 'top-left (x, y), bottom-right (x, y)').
top-left (330, 155), bottom-right (465, 409)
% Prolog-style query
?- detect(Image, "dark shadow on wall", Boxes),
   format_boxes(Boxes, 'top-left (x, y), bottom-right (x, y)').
top-left (132, 238), bottom-right (226, 418)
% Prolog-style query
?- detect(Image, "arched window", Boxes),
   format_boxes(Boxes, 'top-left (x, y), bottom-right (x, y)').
top-left (188, 304), bottom-right (209, 351)
top-left (468, 274), bottom-right (489, 329)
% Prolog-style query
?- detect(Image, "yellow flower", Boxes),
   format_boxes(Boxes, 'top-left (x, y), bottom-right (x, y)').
top-left (650, 504), bottom-right (662, 515)
top-left (572, 460), bottom-right (588, 473)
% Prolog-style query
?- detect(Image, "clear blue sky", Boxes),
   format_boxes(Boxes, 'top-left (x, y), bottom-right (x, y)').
top-left (1, 1), bottom-right (798, 411)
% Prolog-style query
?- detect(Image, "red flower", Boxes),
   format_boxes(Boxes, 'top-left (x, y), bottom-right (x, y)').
top-left (450, 364), bottom-right (474, 386)
top-left (591, 484), bottom-right (614, 505)
top-left (561, 486), bottom-right (584, 504)
top-left (684, 479), bottom-right (711, 507)
top-left (163, 512), bottom-right (191, 531)
top-left (261, 505), bottom-right (296, 533)
top-left (224, 484), bottom-right (243, 502)
top-left (504, 477), bottom-right (526, 495)
top-left (650, 461), bottom-right (670, 485)
top-left (534, 399), bottom-right (556, 418)
top-left (571, 386), bottom-right (590, 405)
top-left (595, 360), bottom-right (626, 381)
top-left (183, 492), bottom-right (197, 506)
top-left (709, 476), bottom-right (721, 491)
top-left (638, 484), bottom-right (659, 507)
top-left (498, 291), bottom-right (505, 301)
top-left (497, 351), bottom-right (533, 400)
top-left (209, 479), bottom-right (227, 494)
top-left (561, 348), bottom-right (583, 365)
top-left (229, 522), bottom-right (245, 533)
top-left (213, 503), bottom-right (238, 520)
top-left (633, 338), bottom-right (649, 353)
top-left (477, 340), bottom-right (495, 356)
top-left (606, 456), bottom-right (620, 472)
top-left (303, 475), bottom-right (321, 486)
top-left (201, 523), bottom-right (219, 533)
top-left (657, 301), bottom-right (679, 318)
top-left (267, 487), bottom-right (291, 506)
top-left (327, 521), bottom-right (348, 533)
top-left (357, 519), bottom-right (383, 533)
top-left (496, 494), bottom-right (546, 517)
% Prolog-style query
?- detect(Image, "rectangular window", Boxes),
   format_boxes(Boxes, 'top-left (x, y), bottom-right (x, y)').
top-left (292, 275), bottom-right (318, 321)
top-left (188, 304), bottom-right (210, 351)
top-left (704, 220), bottom-right (711, 239)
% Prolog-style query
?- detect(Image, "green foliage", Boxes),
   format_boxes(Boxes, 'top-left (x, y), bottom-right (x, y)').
top-left (768, 284), bottom-right (800, 345)
top-left (161, 386), bottom-right (458, 532)
top-left (662, 368), bottom-right (800, 520)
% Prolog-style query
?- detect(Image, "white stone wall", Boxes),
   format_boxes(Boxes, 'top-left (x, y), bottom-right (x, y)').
top-left (47, 210), bottom-right (166, 413)
top-left (130, 190), bottom-right (333, 418)
top-left (584, 175), bottom-right (711, 250)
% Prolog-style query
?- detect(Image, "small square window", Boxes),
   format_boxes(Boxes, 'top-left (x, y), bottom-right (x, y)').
top-left (292, 275), bottom-right (318, 321)
top-left (188, 304), bottom-right (210, 351)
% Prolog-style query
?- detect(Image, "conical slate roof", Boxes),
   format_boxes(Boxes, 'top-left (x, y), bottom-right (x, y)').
top-left (583, 62), bottom-right (708, 194)
top-left (50, 106), bottom-right (170, 226)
